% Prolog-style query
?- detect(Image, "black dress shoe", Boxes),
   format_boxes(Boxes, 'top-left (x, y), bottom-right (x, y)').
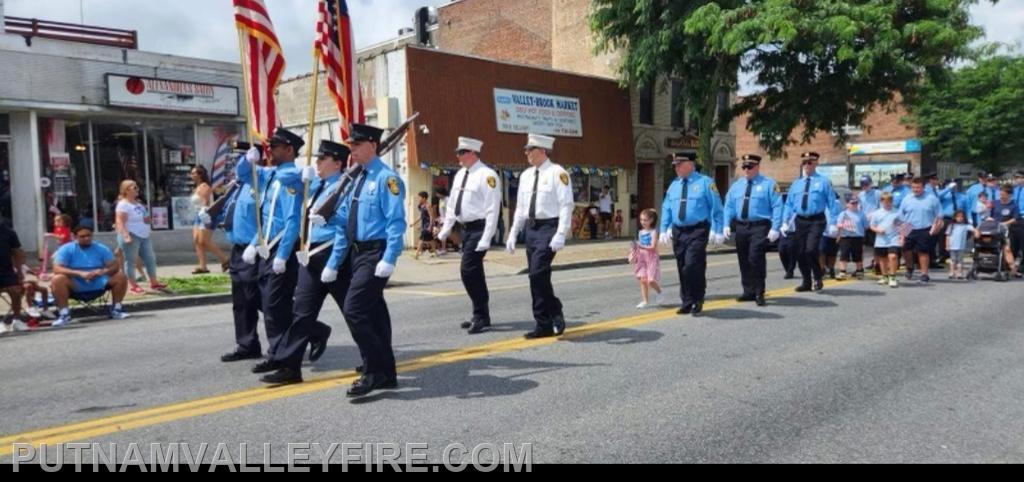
top-left (814, 279), bottom-right (825, 291)
top-left (221, 349), bottom-right (261, 363)
top-left (784, 272), bottom-right (795, 280)
top-left (355, 365), bottom-right (365, 374)
top-left (308, 324), bottom-right (332, 362)
top-left (677, 304), bottom-right (693, 315)
top-left (260, 368), bottom-right (303, 385)
top-left (467, 320), bottom-right (491, 335)
top-left (460, 321), bottom-right (473, 329)
top-left (346, 374), bottom-right (391, 398)
top-left (736, 294), bottom-right (756, 303)
top-left (755, 295), bottom-right (767, 307)
top-left (552, 316), bottom-right (566, 336)
top-left (795, 284), bottom-right (813, 293)
top-left (524, 327), bottom-right (556, 339)
top-left (691, 302), bottom-right (704, 316)
top-left (252, 360), bottom-right (285, 374)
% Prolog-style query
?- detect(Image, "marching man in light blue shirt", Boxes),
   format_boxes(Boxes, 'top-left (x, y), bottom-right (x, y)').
top-left (898, 177), bottom-right (943, 283)
top-left (722, 154), bottom-right (782, 306)
top-left (782, 152), bottom-right (841, 292)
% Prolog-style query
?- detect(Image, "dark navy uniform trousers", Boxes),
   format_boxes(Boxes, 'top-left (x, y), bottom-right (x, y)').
top-left (525, 219), bottom-right (563, 329)
top-left (460, 221), bottom-right (490, 324)
top-left (258, 247), bottom-right (299, 359)
top-left (672, 222), bottom-right (710, 307)
top-left (270, 244), bottom-right (337, 370)
top-left (794, 213), bottom-right (826, 284)
top-left (230, 244), bottom-right (263, 355)
top-left (735, 220), bottom-right (771, 297)
top-left (341, 241), bottom-right (396, 379)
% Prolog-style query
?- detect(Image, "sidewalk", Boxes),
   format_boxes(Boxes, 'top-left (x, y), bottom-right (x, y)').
top-left (18, 238), bottom-right (737, 322)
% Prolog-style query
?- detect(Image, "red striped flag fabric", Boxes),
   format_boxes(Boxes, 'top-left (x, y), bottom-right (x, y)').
top-left (315, 0), bottom-right (365, 141)
top-left (233, 0), bottom-right (286, 143)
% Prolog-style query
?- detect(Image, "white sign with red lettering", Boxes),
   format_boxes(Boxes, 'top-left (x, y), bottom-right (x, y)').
top-left (106, 74), bottom-right (239, 116)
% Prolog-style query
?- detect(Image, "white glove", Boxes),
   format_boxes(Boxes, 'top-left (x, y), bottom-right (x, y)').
top-left (659, 231), bottom-right (672, 246)
top-left (722, 227), bottom-right (732, 240)
top-left (257, 244), bottom-right (271, 260)
top-left (781, 223), bottom-right (790, 233)
top-left (437, 228), bottom-right (450, 243)
top-left (947, 182), bottom-right (957, 190)
top-left (242, 245), bottom-right (258, 265)
top-left (245, 147), bottom-right (261, 163)
top-left (309, 214), bottom-right (327, 227)
top-left (320, 267), bottom-right (338, 284)
top-left (302, 165), bottom-right (316, 183)
top-left (295, 250), bottom-right (310, 267)
top-left (505, 235), bottom-right (517, 255)
top-left (767, 230), bottom-right (781, 243)
top-left (827, 225), bottom-right (839, 237)
top-left (272, 257), bottom-right (287, 274)
top-left (549, 233), bottom-right (566, 252)
top-left (374, 261), bottom-right (395, 278)
top-left (198, 208), bottom-right (212, 226)
top-left (711, 234), bottom-right (725, 246)
top-left (475, 240), bottom-right (491, 252)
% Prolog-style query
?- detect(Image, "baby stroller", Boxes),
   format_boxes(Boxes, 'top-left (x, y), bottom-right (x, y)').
top-left (968, 218), bottom-right (1010, 282)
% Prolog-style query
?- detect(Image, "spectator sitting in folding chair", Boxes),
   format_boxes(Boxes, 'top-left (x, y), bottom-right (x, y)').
top-left (1, 223), bottom-right (29, 334)
top-left (50, 225), bottom-right (131, 327)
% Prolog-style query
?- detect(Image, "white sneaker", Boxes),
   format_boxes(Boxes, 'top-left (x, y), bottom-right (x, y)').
top-left (0, 323), bottom-right (11, 335)
top-left (635, 301), bottom-right (648, 309)
top-left (655, 293), bottom-right (665, 306)
top-left (25, 307), bottom-right (43, 318)
top-left (109, 307), bottom-right (131, 320)
top-left (889, 278), bottom-right (899, 288)
top-left (10, 319), bottom-right (29, 332)
top-left (52, 313), bottom-right (73, 328)
top-left (877, 277), bottom-right (887, 285)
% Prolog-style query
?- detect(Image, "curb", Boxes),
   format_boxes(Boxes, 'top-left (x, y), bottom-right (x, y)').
top-left (514, 248), bottom-right (738, 275)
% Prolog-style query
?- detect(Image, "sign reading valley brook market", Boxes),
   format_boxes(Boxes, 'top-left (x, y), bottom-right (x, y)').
top-left (493, 88), bottom-right (583, 138)
top-left (106, 74), bottom-right (240, 116)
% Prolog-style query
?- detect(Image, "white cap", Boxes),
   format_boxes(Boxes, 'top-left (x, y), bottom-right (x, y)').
top-left (525, 133), bottom-right (555, 151)
top-left (456, 137), bottom-right (484, 153)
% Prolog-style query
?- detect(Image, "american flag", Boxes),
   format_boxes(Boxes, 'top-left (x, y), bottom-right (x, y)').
top-left (233, 0), bottom-right (286, 143)
top-left (315, 0), bottom-right (364, 140)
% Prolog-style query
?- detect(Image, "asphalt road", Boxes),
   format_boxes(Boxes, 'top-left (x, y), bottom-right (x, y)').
top-left (2, 253), bottom-right (1023, 464)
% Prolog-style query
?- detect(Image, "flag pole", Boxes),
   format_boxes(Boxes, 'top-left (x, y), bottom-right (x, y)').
top-left (300, 50), bottom-right (322, 258)
top-left (236, 26), bottom-right (265, 249)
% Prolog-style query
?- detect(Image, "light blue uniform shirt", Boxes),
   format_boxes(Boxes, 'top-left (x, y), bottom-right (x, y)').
top-left (235, 159), bottom-right (303, 261)
top-left (307, 172), bottom-right (343, 245)
top-left (783, 173), bottom-right (841, 225)
top-left (660, 172), bottom-right (724, 234)
top-left (723, 174), bottom-right (783, 231)
top-left (1014, 186), bottom-right (1024, 214)
top-left (836, 209), bottom-right (868, 238)
top-left (899, 193), bottom-right (943, 230)
top-left (946, 223), bottom-right (972, 251)
top-left (869, 209), bottom-right (902, 248)
top-left (858, 189), bottom-right (881, 217)
top-left (221, 182), bottom-right (259, 246)
top-left (328, 158), bottom-right (407, 268)
top-left (890, 185), bottom-right (912, 210)
top-left (53, 242), bottom-right (115, 292)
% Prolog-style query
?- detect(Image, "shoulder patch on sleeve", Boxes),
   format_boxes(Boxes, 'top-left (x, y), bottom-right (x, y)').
top-left (487, 176), bottom-right (497, 189)
top-left (559, 172), bottom-right (569, 186)
top-left (710, 181), bottom-right (719, 193)
top-left (774, 182), bottom-right (781, 194)
top-left (387, 177), bottom-right (400, 196)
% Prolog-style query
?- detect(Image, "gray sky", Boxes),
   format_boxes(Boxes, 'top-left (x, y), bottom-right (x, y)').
top-left (5, 0), bottom-right (1023, 82)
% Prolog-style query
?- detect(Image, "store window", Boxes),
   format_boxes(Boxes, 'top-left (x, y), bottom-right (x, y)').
top-left (93, 122), bottom-right (145, 232)
top-left (146, 123), bottom-right (196, 230)
top-left (39, 119), bottom-right (105, 232)
top-left (0, 114), bottom-right (9, 136)
top-left (572, 171), bottom-right (618, 205)
top-left (638, 83), bottom-right (654, 126)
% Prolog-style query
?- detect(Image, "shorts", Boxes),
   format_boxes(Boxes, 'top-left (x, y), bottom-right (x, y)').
top-left (419, 230), bottom-right (434, 242)
top-left (839, 238), bottom-right (864, 263)
top-left (875, 247), bottom-right (899, 258)
top-left (0, 273), bottom-right (19, 289)
top-left (71, 289), bottom-right (108, 302)
top-left (820, 236), bottom-right (839, 257)
top-left (600, 212), bottom-right (613, 222)
top-left (904, 228), bottom-right (933, 253)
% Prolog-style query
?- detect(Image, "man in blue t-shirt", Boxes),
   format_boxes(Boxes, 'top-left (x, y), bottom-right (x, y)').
top-left (50, 226), bottom-right (130, 327)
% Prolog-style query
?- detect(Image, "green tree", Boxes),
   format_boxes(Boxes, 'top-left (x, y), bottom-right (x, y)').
top-left (907, 52), bottom-right (1024, 171)
top-left (591, 0), bottom-right (988, 163)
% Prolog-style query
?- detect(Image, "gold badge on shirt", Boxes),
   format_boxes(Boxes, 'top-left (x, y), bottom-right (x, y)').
top-left (559, 173), bottom-right (569, 186)
top-left (387, 177), bottom-right (400, 196)
top-left (286, 187), bottom-right (297, 196)
top-left (487, 176), bottom-right (497, 189)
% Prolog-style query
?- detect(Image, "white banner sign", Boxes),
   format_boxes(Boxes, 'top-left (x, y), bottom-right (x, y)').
top-left (107, 74), bottom-right (239, 116)
top-left (848, 139), bottom-right (922, 155)
top-left (493, 88), bottom-right (582, 138)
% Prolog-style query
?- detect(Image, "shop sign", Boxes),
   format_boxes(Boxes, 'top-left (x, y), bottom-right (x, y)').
top-left (493, 88), bottom-right (582, 137)
top-left (107, 74), bottom-right (240, 116)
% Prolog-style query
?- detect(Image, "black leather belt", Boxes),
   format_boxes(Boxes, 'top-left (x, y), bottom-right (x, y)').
top-left (734, 220), bottom-right (771, 228)
top-left (797, 213), bottom-right (826, 221)
top-left (351, 240), bottom-right (386, 253)
top-left (458, 220), bottom-right (486, 230)
top-left (528, 218), bottom-right (558, 228)
top-left (674, 221), bottom-right (710, 232)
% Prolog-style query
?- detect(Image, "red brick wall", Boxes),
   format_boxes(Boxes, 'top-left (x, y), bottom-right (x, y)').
top-left (436, 0), bottom-right (553, 68)
top-left (735, 98), bottom-right (923, 186)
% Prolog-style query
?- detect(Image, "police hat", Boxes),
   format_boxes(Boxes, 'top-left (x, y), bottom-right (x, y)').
top-left (893, 173), bottom-right (907, 181)
top-left (800, 152), bottom-right (821, 163)
top-left (346, 123), bottom-right (385, 144)
top-left (740, 154), bottom-right (762, 165)
top-left (844, 193), bottom-right (859, 204)
top-left (268, 128), bottom-right (305, 152)
top-left (672, 152), bottom-right (697, 165)
top-left (924, 172), bottom-right (938, 180)
top-left (859, 175), bottom-right (872, 185)
top-left (316, 140), bottom-right (350, 160)
top-left (1015, 171), bottom-right (1024, 178)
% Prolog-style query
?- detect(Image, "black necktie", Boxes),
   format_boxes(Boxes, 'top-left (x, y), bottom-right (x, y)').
top-left (528, 168), bottom-right (540, 220)
top-left (677, 179), bottom-right (689, 223)
top-left (741, 179), bottom-right (754, 220)
top-left (346, 173), bottom-right (367, 243)
top-left (801, 176), bottom-right (811, 211)
top-left (310, 181), bottom-right (326, 208)
top-left (455, 169), bottom-right (469, 218)
top-left (261, 170), bottom-right (277, 217)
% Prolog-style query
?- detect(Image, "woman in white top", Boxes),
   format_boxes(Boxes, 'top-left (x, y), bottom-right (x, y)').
top-left (189, 165), bottom-right (228, 274)
top-left (115, 180), bottom-right (166, 294)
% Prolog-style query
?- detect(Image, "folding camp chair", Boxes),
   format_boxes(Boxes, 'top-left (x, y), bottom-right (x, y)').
top-left (69, 288), bottom-right (112, 319)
